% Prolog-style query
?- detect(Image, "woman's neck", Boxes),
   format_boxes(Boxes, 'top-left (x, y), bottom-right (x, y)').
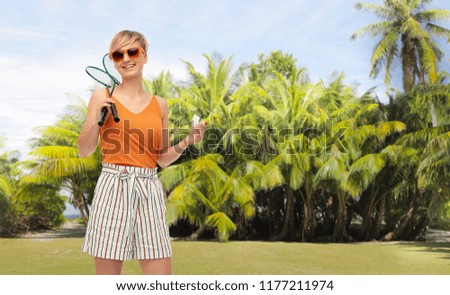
top-left (118, 77), bottom-right (145, 97)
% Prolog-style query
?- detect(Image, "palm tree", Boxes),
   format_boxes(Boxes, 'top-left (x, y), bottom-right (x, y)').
top-left (410, 81), bottom-right (450, 126)
top-left (160, 154), bottom-right (255, 242)
top-left (351, 0), bottom-right (450, 92)
top-left (249, 68), bottom-right (320, 241)
top-left (23, 97), bottom-right (101, 224)
top-left (143, 70), bottom-right (178, 99)
top-left (0, 150), bottom-right (16, 223)
top-left (348, 80), bottom-right (449, 241)
top-left (0, 143), bottom-right (67, 233)
top-left (314, 92), bottom-right (406, 241)
top-left (183, 53), bottom-right (241, 127)
top-left (374, 83), bottom-right (450, 240)
top-left (156, 54), bottom-right (253, 241)
top-left (394, 123), bottom-right (450, 239)
top-left (347, 144), bottom-right (418, 240)
top-left (0, 154), bottom-right (15, 200)
top-left (0, 150), bottom-right (19, 234)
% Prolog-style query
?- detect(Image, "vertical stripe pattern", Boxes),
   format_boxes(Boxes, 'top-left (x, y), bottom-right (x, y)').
top-left (82, 163), bottom-right (172, 261)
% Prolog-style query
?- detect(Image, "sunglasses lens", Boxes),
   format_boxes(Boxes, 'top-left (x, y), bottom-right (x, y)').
top-left (128, 48), bottom-right (140, 58)
top-left (111, 48), bottom-right (143, 62)
top-left (112, 51), bottom-right (124, 62)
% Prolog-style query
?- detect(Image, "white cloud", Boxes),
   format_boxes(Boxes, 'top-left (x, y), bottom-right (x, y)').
top-left (0, 26), bottom-right (58, 42)
top-left (1, 0), bottom-right (447, 158)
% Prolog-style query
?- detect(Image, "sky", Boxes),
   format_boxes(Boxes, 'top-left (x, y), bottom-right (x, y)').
top-left (0, 0), bottom-right (449, 157)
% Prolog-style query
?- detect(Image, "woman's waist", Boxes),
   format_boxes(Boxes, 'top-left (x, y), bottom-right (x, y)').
top-left (101, 162), bottom-right (158, 176)
top-left (101, 152), bottom-right (159, 169)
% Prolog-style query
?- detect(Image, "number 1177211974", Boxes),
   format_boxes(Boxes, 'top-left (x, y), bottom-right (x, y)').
top-left (259, 280), bottom-right (334, 291)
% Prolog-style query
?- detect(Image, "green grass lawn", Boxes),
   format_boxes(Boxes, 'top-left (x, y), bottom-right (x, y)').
top-left (0, 238), bottom-right (448, 275)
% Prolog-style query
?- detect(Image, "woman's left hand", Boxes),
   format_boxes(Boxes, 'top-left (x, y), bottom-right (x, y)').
top-left (185, 122), bottom-right (206, 145)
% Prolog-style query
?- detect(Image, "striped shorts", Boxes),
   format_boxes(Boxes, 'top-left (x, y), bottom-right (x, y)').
top-left (82, 163), bottom-right (172, 261)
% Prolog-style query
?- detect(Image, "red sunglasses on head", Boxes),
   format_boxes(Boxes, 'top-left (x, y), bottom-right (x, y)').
top-left (109, 47), bottom-right (145, 62)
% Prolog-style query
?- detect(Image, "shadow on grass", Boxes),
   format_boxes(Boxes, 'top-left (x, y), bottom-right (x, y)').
top-left (15, 221), bottom-right (86, 240)
top-left (397, 242), bottom-right (450, 260)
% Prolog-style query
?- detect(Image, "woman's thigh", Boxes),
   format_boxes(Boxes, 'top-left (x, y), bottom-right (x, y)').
top-left (94, 257), bottom-right (123, 275)
top-left (138, 257), bottom-right (172, 275)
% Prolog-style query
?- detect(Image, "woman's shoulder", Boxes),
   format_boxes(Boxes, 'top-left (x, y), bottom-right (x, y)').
top-left (151, 94), bottom-right (167, 118)
top-left (91, 88), bottom-right (108, 99)
top-left (153, 94), bottom-right (167, 106)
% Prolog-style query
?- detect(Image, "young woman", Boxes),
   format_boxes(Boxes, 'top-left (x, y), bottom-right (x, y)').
top-left (78, 30), bottom-right (205, 275)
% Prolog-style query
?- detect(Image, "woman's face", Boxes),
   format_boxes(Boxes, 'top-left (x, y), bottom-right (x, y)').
top-left (111, 41), bottom-right (147, 79)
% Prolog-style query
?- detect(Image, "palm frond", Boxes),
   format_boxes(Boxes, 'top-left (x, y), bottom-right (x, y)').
top-left (354, 2), bottom-right (395, 20)
top-left (377, 121), bottom-right (407, 138)
top-left (347, 153), bottom-right (386, 195)
top-left (397, 125), bottom-right (450, 147)
top-left (423, 131), bottom-right (450, 155)
top-left (29, 146), bottom-right (79, 160)
top-left (226, 175), bottom-right (255, 217)
top-left (159, 162), bottom-right (190, 191)
top-left (166, 184), bottom-right (204, 225)
top-left (32, 126), bottom-right (79, 147)
top-left (370, 30), bottom-right (399, 78)
top-left (313, 157), bottom-right (347, 188)
top-left (417, 37), bottom-right (439, 82)
top-left (417, 152), bottom-right (450, 188)
top-left (186, 183), bottom-right (218, 212)
top-left (0, 175), bottom-right (13, 198)
top-left (289, 158), bottom-right (306, 190)
top-left (425, 23), bottom-right (450, 41)
top-left (182, 60), bottom-right (207, 91)
top-left (263, 161), bottom-right (285, 190)
top-left (205, 212), bottom-right (237, 242)
top-left (28, 156), bottom-right (98, 179)
top-left (415, 9), bottom-right (450, 22)
top-left (351, 21), bottom-right (393, 40)
top-left (383, 35), bottom-right (398, 85)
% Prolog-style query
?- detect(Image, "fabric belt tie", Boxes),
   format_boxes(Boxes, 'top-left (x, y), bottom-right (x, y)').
top-left (102, 165), bottom-right (157, 200)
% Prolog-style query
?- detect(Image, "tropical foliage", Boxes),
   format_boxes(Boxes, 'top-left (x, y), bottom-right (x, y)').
top-left (0, 143), bottom-right (66, 234)
top-left (17, 98), bottom-right (101, 225)
top-left (1, 1), bottom-right (448, 241)
top-left (351, 0), bottom-right (450, 92)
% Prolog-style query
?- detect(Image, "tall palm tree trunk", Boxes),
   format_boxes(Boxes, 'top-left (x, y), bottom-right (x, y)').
top-left (75, 195), bottom-right (89, 225)
top-left (189, 224), bottom-right (206, 240)
top-left (372, 193), bottom-right (386, 239)
top-left (301, 187), bottom-right (316, 242)
top-left (72, 181), bottom-right (89, 225)
top-left (382, 192), bottom-right (419, 241)
top-left (361, 196), bottom-right (375, 241)
top-left (401, 36), bottom-right (416, 93)
top-left (82, 194), bottom-right (90, 217)
top-left (333, 194), bottom-right (349, 242)
top-left (272, 187), bottom-right (296, 241)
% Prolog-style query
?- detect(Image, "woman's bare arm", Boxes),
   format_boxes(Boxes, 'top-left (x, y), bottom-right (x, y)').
top-left (77, 89), bottom-right (114, 158)
top-left (156, 97), bottom-right (205, 168)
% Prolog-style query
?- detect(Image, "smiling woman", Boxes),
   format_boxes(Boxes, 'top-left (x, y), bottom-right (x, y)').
top-left (77, 30), bottom-right (206, 275)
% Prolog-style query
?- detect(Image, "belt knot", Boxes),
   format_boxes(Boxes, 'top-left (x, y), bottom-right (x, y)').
top-left (102, 165), bottom-right (156, 199)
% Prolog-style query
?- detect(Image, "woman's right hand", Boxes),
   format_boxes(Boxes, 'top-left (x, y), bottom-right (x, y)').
top-left (94, 94), bottom-right (115, 120)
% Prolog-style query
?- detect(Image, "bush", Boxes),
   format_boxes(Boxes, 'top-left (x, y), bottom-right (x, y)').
top-left (0, 197), bottom-right (17, 236)
top-left (15, 189), bottom-right (66, 231)
top-left (0, 185), bottom-right (67, 235)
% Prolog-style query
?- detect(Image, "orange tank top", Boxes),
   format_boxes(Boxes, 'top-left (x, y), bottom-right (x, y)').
top-left (100, 91), bottom-right (162, 168)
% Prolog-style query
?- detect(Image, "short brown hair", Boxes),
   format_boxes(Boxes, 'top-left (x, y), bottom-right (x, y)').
top-left (109, 30), bottom-right (148, 53)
